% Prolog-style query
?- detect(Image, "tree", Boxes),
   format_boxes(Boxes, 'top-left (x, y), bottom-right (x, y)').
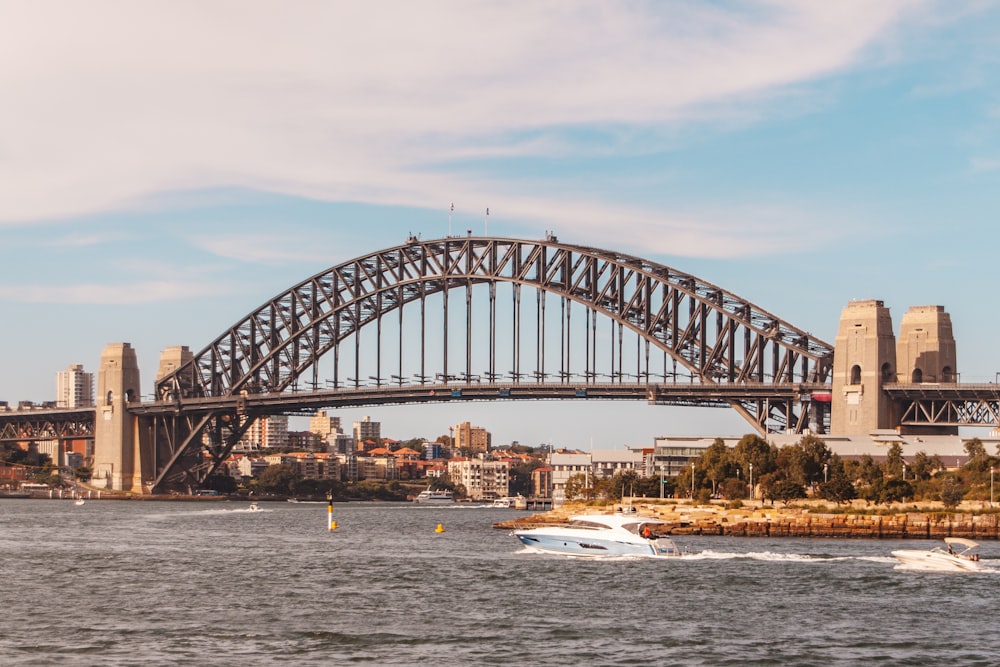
top-left (606, 470), bottom-right (642, 501)
top-left (883, 443), bottom-right (904, 478)
top-left (908, 451), bottom-right (935, 481)
top-left (769, 479), bottom-right (806, 505)
top-left (792, 434), bottom-right (831, 486)
top-left (256, 464), bottom-right (302, 495)
top-left (939, 477), bottom-right (964, 508)
top-left (732, 434), bottom-right (777, 477)
top-left (563, 473), bottom-right (588, 501)
top-left (864, 478), bottom-right (913, 505)
top-left (700, 438), bottom-right (730, 495)
top-left (964, 438), bottom-right (988, 471)
top-left (720, 477), bottom-right (748, 501)
top-left (818, 477), bottom-right (857, 504)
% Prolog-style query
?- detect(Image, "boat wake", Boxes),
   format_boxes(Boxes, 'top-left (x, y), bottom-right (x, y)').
top-left (893, 561), bottom-right (1000, 574)
top-left (676, 550), bottom-right (899, 564)
top-left (146, 507), bottom-right (271, 519)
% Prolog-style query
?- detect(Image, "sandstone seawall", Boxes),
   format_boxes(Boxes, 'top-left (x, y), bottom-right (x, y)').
top-left (495, 503), bottom-right (1000, 540)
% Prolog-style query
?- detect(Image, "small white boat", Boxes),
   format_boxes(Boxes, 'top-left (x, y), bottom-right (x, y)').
top-left (513, 511), bottom-right (682, 558)
top-left (492, 497), bottom-right (513, 508)
top-left (892, 537), bottom-right (985, 572)
top-left (74, 498), bottom-right (85, 506)
top-left (247, 502), bottom-right (262, 512)
top-left (414, 488), bottom-right (455, 504)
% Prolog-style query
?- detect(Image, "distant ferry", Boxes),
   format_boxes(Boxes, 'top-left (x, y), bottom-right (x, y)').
top-left (414, 489), bottom-right (455, 504)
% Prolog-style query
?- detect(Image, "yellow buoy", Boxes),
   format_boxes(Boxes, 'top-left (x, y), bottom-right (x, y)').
top-left (435, 523), bottom-right (445, 533)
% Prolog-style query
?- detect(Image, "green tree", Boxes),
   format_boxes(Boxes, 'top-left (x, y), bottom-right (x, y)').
top-left (563, 473), bottom-right (588, 501)
top-left (908, 451), bottom-right (935, 481)
top-left (883, 443), bottom-right (904, 478)
top-left (606, 470), bottom-right (642, 501)
top-left (939, 477), bottom-right (964, 508)
top-left (700, 438), bottom-right (730, 495)
top-left (256, 464), bottom-right (302, 495)
top-left (856, 454), bottom-right (882, 484)
top-left (769, 479), bottom-right (806, 505)
top-left (964, 438), bottom-right (988, 472)
top-left (720, 477), bottom-right (748, 501)
top-left (791, 434), bottom-right (831, 486)
top-left (732, 434), bottom-right (777, 477)
top-left (818, 476), bottom-right (857, 504)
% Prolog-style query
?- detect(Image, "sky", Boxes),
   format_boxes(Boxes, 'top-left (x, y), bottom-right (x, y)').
top-left (3, 0), bottom-right (1000, 450)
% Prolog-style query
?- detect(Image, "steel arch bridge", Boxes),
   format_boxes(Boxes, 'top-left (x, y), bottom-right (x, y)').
top-left (143, 235), bottom-right (834, 491)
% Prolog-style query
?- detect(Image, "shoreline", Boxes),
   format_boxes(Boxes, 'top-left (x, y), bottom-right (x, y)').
top-left (494, 499), bottom-right (1000, 540)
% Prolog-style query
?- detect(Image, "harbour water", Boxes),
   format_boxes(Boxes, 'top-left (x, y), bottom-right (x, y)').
top-left (2, 499), bottom-right (998, 666)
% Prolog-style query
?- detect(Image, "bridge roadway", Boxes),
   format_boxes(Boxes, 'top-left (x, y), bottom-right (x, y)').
top-left (7, 381), bottom-right (1000, 443)
top-left (126, 380), bottom-right (825, 417)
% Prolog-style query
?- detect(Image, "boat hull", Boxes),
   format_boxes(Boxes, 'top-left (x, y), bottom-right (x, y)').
top-left (891, 549), bottom-right (984, 572)
top-left (514, 530), bottom-right (679, 558)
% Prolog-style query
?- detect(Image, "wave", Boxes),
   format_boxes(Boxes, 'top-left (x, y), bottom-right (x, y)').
top-left (668, 549), bottom-right (901, 564)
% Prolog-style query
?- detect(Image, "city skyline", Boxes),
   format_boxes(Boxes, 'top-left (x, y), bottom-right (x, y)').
top-left (4, 2), bottom-right (1000, 448)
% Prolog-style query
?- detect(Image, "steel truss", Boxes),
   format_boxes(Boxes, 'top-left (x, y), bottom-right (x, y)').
top-left (0, 408), bottom-right (95, 443)
top-left (144, 236), bottom-right (834, 489)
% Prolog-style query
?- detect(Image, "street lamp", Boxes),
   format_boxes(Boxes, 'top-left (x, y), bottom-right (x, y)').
top-left (902, 463), bottom-right (906, 481)
top-left (749, 463), bottom-right (754, 501)
top-left (991, 466), bottom-right (995, 509)
top-left (659, 464), bottom-right (666, 500)
top-left (823, 463), bottom-right (828, 484)
top-left (690, 462), bottom-right (695, 497)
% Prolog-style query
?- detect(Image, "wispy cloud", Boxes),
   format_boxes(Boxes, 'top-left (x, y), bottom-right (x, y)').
top-left (0, 0), bottom-right (918, 255)
top-left (0, 281), bottom-right (231, 305)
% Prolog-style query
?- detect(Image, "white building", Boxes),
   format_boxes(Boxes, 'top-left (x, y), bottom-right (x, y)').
top-left (447, 456), bottom-right (510, 501)
top-left (240, 415), bottom-right (289, 450)
top-left (56, 364), bottom-right (94, 408)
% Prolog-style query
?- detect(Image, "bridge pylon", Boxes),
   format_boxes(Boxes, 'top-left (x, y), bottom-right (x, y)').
top-left (93, 343), bottom-right (151, 492)
top-left (831, 300), bottom-right (898, 435)
top-left (895, 305), bottom-right (958, 435)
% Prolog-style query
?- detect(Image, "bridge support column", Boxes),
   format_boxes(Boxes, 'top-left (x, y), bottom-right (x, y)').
top-left (93, 343), bottom-right (150, 492)
top-left (831, 300), bottom-right (897, 435)
top-left (896, 305), bottom-right (958, 435)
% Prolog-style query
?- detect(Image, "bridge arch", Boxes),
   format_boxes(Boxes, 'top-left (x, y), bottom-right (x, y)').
top-left (157, 236), bottom-right (831, 420)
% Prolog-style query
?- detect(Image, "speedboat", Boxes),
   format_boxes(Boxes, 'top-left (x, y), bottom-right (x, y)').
top-left (513, 512), bottom-right (682, 558)
top-left (247, 502), bottom-right (262, 512)
top-left (492, 497), bottom-right (513, 508)
top-left (892, 537), bottom-right (986, 572)
top-left (414, 488), bottom-right (455, 504)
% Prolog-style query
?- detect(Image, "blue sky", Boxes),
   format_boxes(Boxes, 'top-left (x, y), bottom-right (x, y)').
top-left (3, 1), bottom-right (1000, 449)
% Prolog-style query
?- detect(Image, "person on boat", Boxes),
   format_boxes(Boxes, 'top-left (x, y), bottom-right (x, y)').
top-left (947, 544), bottom-right (955, 555)
top-left (641, 524), bottom-right (653, 539)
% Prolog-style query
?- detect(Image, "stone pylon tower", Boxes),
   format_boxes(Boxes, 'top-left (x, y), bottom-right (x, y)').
top-left (93, 343), bottom-right (149, 491)
top-left (830, 300), bottom-right (898, 435)
top-left (896, 306), bottom-right (957, 383)
top-left (896, 305), bottom-right (958, 435)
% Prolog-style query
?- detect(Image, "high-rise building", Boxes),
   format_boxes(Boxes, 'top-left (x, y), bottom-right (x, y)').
top-left (309, 410), bottom-right (342, 444)
top-left (453, 421), bottom-right (491, 453)
top-left (353, 416), bottom-right (381, 450)
top-left (56, 364), bottom-right (94, 408)
top-left (240, 415), bottom-right (289, 450)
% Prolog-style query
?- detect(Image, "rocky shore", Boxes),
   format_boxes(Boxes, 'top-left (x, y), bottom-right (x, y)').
top-left (494, 500), bottom-right (1000, 540)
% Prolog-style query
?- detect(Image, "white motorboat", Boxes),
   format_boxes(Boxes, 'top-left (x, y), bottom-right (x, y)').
top-left (892, 537), bottom-right (986, 572)
top-left (414, 488), bottom-right (455, 504)
top-left (247, 502), bottom-right (262, 512)
top-left (492, 497), bottom-right (513, 508)
top-left (513, 512), bottom-right (682, 558)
